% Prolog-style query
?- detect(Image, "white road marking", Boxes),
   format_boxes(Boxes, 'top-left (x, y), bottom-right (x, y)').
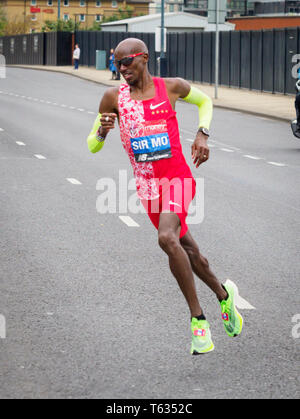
top-left (77, 108), bottom-right (85, 112)
top-left (243, 155), bottom-right (263, 160)
top-left (87, 111), bottom-right (96, 115)
top-left (66, 178), bottom-right (82, 185)
top-left (267, 161), bottom-right (286, 167)
top-left (16, 141), bottom-right (26, 146)
top-left (0, 128), bottom-right (4, 132)
top-left (185, 139), bottom-right (194, 142)
top-left (34, 154), bottom-right (46, 159)
top-left (224, 279), bottom-right (256, 310)
top-left (220, 148), bottom-right (235, 153)
top-left (119, 216), bottom-right (140, 227)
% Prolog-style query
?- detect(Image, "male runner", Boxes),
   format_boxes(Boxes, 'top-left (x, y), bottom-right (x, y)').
top-left (87, 38), bottom-right (243, 354)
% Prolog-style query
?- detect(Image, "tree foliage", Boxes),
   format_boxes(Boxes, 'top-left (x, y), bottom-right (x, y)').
top-left (41, 19), bottom-right (80, 33)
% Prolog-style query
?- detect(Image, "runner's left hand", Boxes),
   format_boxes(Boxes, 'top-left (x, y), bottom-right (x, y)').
top-left (191, 134), bottom-right (209, 168)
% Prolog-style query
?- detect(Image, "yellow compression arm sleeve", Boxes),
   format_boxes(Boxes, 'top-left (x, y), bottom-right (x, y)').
top-left (183, 86), bottom-right (213, 130)
top-left (87, 113), bottom-right (105, 154)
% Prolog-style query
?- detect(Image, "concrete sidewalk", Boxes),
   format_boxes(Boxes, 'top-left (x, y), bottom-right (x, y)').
top-left (11, 65), bottom-right (295, 122)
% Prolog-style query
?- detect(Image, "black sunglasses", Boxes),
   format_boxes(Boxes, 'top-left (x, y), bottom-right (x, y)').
top-left (114, 52), bottom-right (145, 70)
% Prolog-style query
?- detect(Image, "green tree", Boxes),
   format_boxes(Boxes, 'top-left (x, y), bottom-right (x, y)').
top-left (41, 19), bottom-right (79, 33)
top-left (0, 6), bottom-right (7, 36)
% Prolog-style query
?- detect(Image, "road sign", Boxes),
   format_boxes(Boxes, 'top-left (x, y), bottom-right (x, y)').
top-left (208, 0), bottom-right (227, 24)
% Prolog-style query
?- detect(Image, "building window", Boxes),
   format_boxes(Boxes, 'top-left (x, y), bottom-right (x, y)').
top-left (31, 0), bottom-right (37, 5)
top-left (95, 14), bottom-right (102, 22)
top-left (63, 14), bottom-right (69, 21)
top-left (112, 1), bottom-right (117, 8)
top-left (79, 14), bottom-right (85, 22)
top-left (47, 0), bottom-right (53, 6)
top-left (31, 14), bottom-right (37, 21)
top-left (63, 0), bottom-right (69, 6)
top-left (96, 0), bottom-right (101, 6)
top-left (80, 0), bottom-right (85, 6)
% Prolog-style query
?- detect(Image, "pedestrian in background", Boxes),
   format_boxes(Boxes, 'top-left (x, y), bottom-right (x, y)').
top-left (109, 49), bottom-right (117, 80)
top-left (73, 44), bottom-right (80, 70)
top-left (291, 69), bottom-right (300, 138)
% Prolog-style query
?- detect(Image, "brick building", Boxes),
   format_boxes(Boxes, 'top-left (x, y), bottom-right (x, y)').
top-left (0, 0), bottom-right (151, 33)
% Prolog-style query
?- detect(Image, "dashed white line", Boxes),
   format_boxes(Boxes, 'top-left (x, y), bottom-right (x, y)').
top-left (66, 178), bottom-right (82, 185)
top-left (16, 141), bottom-right (26, 146)
top-left (243, 155), bottom-right (263, 160)
top-left (267, 161), bottom-right (286, 167)
top-left (119, 216), bottom-right (140, 227)
top-left (34, 154), bottom-right (47, 160)
top-left (220, 148), bottom-right (235, 153)
top-left (0, 128), bottom-right (4, 132)
top-left (77, 108), bottom-right (85, 112)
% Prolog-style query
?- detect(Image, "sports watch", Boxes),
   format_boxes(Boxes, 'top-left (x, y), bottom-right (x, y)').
top-left (198, 127), bottom-right (210, 137)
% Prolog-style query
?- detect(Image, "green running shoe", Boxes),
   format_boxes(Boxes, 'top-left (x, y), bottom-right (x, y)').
top-left (190, 318), bottom-right (215, 355)
top-left (220, 282), bottom-right (243, 337)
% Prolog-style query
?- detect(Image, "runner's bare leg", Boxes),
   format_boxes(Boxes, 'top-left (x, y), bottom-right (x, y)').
top-left (158, 213), bottom-right (203, 318)
top-left (180, 231), bottom-right (227, 301)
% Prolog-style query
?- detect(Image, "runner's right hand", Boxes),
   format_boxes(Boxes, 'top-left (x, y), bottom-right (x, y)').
top-left (99, 113), bottom-right (117, 137)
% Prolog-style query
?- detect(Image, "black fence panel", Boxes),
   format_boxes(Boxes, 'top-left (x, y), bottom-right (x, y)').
top-left (230, 31), bottom-right (241, 88)
top-left (88, 32), bottom-right (96, 67)
top-left (240, 31), bottom-right (251, 89)
top-left (193, 33), bottom-right (202, 82)
top-left (220, 31), bottom-right (230, 86)
top-left (0, 28), bottom-right (295, 95)
top-left (202, 32), bottom-right (212, 84)
top-left (185, 33), bottom-right (194, 81)
top-left (147, 33), bottom-right (156, 76)
top-left (177, 33), bottom-right (186, 79)
top-left (274, 29), bottom-right (286, 94)
top-left (96, 31), bottom-right (104, 51)
top-left (251, 30), bottom-right (263, 91)
top-left (262, 30), bottom-right (274, 93)
top-left (168, 33), bottom-right (178, 78)
top-left (45, 32), bottom-right (57, 66)
top-left (193, 32), bottom-right (202, 83)
top-left (211, 32), bottom-right (216, 84)
top-left (57, 32), bottom-right (72, 66)
top-left (285, 28), bottom-right (298, 94)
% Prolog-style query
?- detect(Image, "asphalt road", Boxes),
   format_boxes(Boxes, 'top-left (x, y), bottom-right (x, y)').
top-left (0, 68), bottom-right (299, 400)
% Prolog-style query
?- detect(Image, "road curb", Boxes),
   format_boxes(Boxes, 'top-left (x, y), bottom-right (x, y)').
top-left (8, 65), bottom-right (292, 123)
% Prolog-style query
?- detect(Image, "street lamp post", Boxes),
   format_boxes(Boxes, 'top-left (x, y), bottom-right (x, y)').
top-left (58, 0), bottom-right (61, 20)
top-left (215, 0), bottom-right (219, 99)
top-left (160, 0), bottom-right (167, 77)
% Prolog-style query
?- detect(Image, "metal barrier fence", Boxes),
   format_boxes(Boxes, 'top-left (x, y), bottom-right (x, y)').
top-left (0, 32), bottom-right (72, 66)
top-left (0, 27), bottom-right (299, 94)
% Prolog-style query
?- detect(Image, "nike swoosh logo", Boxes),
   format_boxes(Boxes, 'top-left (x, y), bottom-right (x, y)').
top-left (169, 201), bottom-right (181, 208)
top-left (150, 101), bottom-right (166, 110)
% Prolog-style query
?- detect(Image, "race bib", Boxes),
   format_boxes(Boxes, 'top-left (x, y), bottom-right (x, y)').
top-left (130, 120), bottom-right (172, 163)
